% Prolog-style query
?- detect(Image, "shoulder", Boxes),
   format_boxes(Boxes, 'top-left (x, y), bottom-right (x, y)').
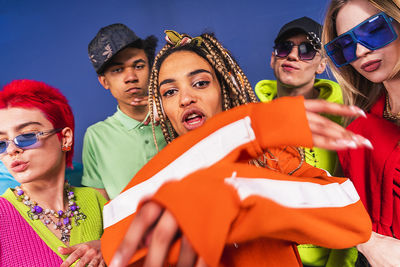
top-left (73, 187), bottom-right (107, 205)
top-left (86, 116), bottom-right (116, 133)
top-left (315, 79), bottom-right (343, 104)
top-left (254, 80), bottom-right (277, 102)
top-left (0, 196), bottom-right (17, 218)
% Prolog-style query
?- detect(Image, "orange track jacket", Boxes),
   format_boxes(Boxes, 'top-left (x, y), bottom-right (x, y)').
top-left (101, 97), bottom-right (371, 266)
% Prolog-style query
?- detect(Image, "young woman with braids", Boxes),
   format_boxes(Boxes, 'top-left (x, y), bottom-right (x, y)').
top-left (323, 0), bottom-right (400, 265)
top-left (101, 31), bottom-right (372, 267)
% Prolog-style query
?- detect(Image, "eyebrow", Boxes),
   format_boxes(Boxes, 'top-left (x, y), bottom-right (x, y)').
top-left (0, 121), bottom-right (43, 135)
top-left (159, 69), bottom-right (212, 87)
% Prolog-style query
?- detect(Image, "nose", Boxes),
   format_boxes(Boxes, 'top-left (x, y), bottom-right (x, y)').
top-left (5, 141), bottom-right (22, 156)
top-left (286, 45), bottom-right (300, 61)
top-left (124, 67), bottom-right (139, 84)
top-left (179, 87), bottom-right (197, 108)
top-left (355, 43), bottom-right (372, 59)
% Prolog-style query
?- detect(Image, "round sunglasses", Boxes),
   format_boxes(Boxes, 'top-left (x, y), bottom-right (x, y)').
top-left (274, 41), bottom-right (319, 61)
top-left (0, 128), bottom-right (62, 154)
top-left (325, 12), bottom-right (398, 68)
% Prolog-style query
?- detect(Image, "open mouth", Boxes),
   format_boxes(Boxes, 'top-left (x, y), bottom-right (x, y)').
top-left (182, 110), bottom-right (206, 131)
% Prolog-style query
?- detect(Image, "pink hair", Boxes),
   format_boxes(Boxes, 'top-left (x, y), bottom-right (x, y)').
top-left (0, 80), bottom-right (75, 168)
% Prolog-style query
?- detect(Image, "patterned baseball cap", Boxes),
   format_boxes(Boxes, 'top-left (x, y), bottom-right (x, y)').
top-left (274, 17), bottom-right (322, 48)
top-left (88, 23), bottom-right (141, 74)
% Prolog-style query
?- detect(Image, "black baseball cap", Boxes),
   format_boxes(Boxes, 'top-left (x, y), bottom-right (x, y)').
top-left (88, 23), bottom-right (141, 74)
top-left (274, 17), bottom-right (322, 47)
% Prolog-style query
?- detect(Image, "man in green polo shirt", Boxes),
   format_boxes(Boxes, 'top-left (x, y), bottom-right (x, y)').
top-left (83, 23), bottom-right (166, 200)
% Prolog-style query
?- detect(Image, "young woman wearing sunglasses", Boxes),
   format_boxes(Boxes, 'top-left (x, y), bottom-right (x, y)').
top-left (99, 31), bottom-right (374, 267)
top-left (323, 0), bottom-right (400, 265)
top-left (0, 80), bottom-right (107, 266)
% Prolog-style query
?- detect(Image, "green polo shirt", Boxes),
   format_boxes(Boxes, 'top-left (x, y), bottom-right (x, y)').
top-left (82, 107), bottom-right (167, 199)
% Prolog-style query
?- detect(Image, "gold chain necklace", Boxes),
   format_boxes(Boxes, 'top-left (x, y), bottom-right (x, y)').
top-left (383, 94), bottom-right (400, 124)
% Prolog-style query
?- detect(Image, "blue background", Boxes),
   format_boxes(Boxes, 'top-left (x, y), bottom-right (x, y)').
top-left (1, 0), bottom-right (331, 162)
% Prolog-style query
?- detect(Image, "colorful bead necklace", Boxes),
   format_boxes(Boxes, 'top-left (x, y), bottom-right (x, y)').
top-left (14, 182), bottom-right (86, 243)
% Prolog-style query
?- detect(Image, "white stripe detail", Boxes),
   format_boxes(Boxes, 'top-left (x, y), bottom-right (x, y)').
top-left (225, 176), bottom-right (359, 208)
top-left (103, 116), bottom-right (255, 228)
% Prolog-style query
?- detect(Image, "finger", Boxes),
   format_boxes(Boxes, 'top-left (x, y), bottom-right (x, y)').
top-left (195, 257), bottom-right (209, 267)
top-left (144, 210), bottom-right (179, 267)
top-left (143, 116), bottom-right (151, 126)
top-left (75, 248), bottom-right (97, 267)
top-left (177, 236), bottom-right (197, 267)
top-left (312, 134), bottom-right (372, 151)
top-left (109, 202), bottom-right (164, 267)
top-left (130, 100), bottom-right (147, 106)
top-left (306, 112), bottom-right (372, 149)
top-left (304, 99), bottom-right (366, 118)
top-left (99, 259), bottom-right (106, 267)
top-left (306, 111), bottom-right (349, 140)
top-left (83, 254), bottom-right (101, 267)
top-left (58, 246), bottom-right (75, 255)
top-left (60, 244), bottom-right (87, 267)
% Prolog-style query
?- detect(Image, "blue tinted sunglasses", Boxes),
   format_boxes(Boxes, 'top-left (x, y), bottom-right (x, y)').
top-left (325, 12), bottom-right (398, 68)
top-left (0, 128), bottom-right (62, 154)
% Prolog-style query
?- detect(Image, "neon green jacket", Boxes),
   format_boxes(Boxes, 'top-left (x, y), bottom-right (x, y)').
top-left (255, 79), bottom-right (357, 267)
top-left (255, 79), bottom-right (343, 175)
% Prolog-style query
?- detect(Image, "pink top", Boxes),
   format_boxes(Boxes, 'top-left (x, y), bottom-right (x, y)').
top-left (0, 197), bottom-right (63, 266)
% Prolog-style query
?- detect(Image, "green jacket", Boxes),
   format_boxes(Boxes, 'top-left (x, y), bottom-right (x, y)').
top-left (255, 79), bottom-right (343, 175)
top-left (255, 79), bottom-right (357, 267)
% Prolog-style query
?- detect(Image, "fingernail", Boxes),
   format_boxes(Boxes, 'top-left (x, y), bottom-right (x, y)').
top-left (350, 105), bottom-right (367, 118)
top-left (336, 139), bottom-right (357, 148)
top-left (362, 138), bottom-right (373, 149)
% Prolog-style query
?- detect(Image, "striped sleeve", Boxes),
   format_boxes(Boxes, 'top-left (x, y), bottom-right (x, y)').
top-left (100, 96), bottom-right (371, 266)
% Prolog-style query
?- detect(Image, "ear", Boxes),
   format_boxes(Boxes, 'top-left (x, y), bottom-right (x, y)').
top-left (316, 57), bottom-right (327, 75)
top-left (270, 52), bottom-right (275, 69)
top-left (60, 127), bottom-right (73, 149)
top-left (98, 75), bottom-right (110, 90)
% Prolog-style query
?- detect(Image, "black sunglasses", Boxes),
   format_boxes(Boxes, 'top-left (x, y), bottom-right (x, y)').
top-left (274, 41), bottom-right (319, 61)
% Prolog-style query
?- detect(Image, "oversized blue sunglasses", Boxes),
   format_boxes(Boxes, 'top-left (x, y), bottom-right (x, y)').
top-left (0, 128), bottom-right (62, 154)
top-left (325, 12), bottom-right (397, 68)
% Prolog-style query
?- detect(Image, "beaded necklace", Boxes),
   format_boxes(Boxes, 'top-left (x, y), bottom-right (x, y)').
top-left (14, 182), bottom-right (87, 243)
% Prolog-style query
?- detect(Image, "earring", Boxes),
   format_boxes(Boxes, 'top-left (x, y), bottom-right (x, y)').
top-left (62, 145), bottom-right (71, 152)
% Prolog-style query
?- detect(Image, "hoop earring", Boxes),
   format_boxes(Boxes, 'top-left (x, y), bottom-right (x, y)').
top-left (62, 145), bottom-right (71, 152)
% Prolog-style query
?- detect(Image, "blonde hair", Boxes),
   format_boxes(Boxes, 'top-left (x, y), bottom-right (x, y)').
top-left (322, 0), bottom-right (400, 124)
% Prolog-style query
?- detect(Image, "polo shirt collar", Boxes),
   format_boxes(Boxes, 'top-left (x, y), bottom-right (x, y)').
top-left (114, 106), bottom-right (148, 131)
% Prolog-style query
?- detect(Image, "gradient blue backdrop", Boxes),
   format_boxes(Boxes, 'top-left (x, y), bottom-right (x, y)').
top-left (1, 0), bottom-right (332, 162)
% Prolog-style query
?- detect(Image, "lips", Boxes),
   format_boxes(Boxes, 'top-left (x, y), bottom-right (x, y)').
top-left (10, 160), bottom-right (29, 172)
top-left (125, 87), bottom-right (142, 94)
top-left (182, 109), bottom-right (206, 131)
top-left (282, 63), bottom-right (299, 71)
top-left (361, 60), bottom-right (381, 72)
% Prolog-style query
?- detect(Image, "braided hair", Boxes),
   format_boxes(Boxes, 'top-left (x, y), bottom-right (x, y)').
top-left (149, 33), bottom-right (257, 146)
top-left (149, 32), bottom-right (303, 175)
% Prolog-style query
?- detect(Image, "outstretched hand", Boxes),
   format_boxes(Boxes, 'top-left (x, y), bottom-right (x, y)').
top-left (109, 201), bottom-right (207, 267)
top-left (304, 99), bottom-right (372, 150)
top-left (59, 240), bottom-right (105, 267)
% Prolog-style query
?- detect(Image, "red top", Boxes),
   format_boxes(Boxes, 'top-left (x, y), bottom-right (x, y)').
top-left (339, 94), bottom-right (400, 238)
